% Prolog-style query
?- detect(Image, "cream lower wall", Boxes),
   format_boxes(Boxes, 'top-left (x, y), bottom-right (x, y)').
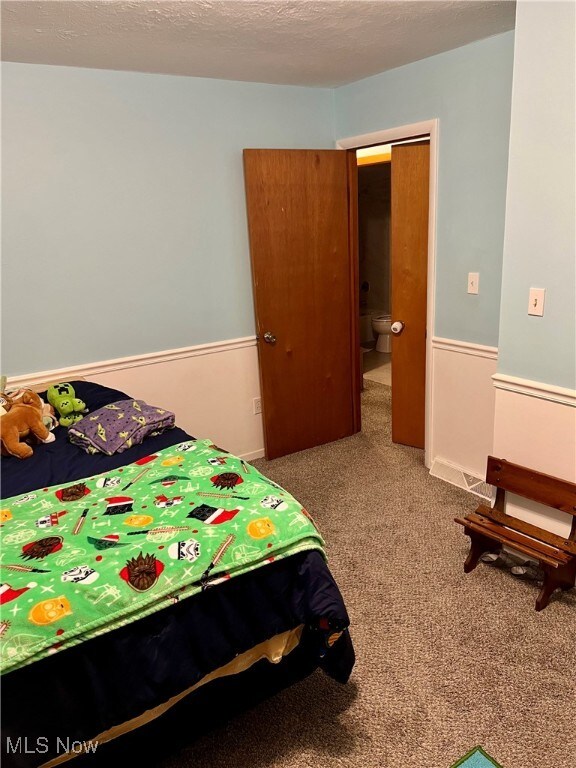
top-left (430, 338), bottom-right (498, 478)
top-left (11, 334), bottom-right (574, 520)
top-left (429, 341), bottom-right (576, 533)
top-left (10, 334), bottom-right (500, 474)
top-left (492, 384), bottom-right (576, 537)
top-left (7, 338), bottom-right (265, 461)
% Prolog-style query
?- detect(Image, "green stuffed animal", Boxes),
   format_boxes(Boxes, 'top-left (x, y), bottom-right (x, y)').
top-left (47, 383), bottom-right (88, 427)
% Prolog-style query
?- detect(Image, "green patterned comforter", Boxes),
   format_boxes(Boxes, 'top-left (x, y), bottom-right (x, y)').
top-left (0, 440), bottom-right (324, 674)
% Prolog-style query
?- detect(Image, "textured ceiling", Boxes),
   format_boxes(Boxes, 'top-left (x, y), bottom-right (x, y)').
top-left (1, 1), bottom-right (516, 87)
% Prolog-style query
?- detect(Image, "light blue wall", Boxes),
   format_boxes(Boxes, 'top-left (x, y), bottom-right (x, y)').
top-left (334, 32), bottom-right (515, 347)
top-left (1, 63), bottom-right (334, 375)
top-left (1, 35), bottom-right (518, 375)
top-left (497, 1), bottom-right (575, 389)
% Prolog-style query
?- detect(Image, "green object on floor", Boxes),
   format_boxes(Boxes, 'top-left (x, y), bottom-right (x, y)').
top-left (451, 746), bottom-right (503, 768)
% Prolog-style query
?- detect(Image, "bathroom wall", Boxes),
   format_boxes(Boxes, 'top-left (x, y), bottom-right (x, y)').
top-left (358, 162), bottom-right (391, 326)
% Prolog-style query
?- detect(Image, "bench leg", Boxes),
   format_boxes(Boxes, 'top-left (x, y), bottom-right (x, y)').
top-left (464, 531), bottom-right (496, 574)
top-left (536, 571), bottom-right (560, 611)
top-left (536, 561), bottom-right (576, 611)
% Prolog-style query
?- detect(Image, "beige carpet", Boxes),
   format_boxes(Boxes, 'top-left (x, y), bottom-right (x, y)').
top-left (158, 381), bottom-right (575, 768)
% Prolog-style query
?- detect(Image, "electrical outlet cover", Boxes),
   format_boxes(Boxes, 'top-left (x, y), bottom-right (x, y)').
top-left (528, 287), bottom-right (545, 316)
top-left (467, 272), bottom-right (479, 295)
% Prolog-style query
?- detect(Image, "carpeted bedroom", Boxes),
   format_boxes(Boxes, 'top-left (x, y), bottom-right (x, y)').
top-left (2, 3), bottom-right (575, 768)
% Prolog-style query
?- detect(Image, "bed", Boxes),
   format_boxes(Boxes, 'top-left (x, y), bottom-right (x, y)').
top-left (0, 380), bottom-right (354, 768)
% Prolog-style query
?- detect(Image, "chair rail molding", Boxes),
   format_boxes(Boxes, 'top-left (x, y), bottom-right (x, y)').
top-left (492, 373), bottom-right (576, 407)
top-left (7, 336), bottom-right (258, 388)
top-left (432, 336), bottom-right (498, 360)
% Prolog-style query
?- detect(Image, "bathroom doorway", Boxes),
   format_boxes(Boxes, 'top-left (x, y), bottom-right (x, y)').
top-left (355, 136), bottom-right (431, 449)
top-left (358, 146), bottom-right (392, 387)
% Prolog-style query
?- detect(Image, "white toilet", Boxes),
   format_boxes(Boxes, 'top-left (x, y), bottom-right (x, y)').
top-left (372, 313), bottom-right (392, 353)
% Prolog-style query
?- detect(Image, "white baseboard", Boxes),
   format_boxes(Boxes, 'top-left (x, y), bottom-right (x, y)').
top-left (429, 457), bottom-right (494, 501)
top-left (8, 337), bottom-right (265, 460)
top-left (240, 449), bottom-right (266, 462)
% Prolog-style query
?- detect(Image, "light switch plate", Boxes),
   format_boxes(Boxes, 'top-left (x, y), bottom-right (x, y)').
top-left (528, 288), bottom-right (545, 316)
top-left (467, 272), bottom-right (479, 294)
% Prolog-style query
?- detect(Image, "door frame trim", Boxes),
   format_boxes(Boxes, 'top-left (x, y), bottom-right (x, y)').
top-left (336, 119), bottom-right (439, 467)
top-left (346, 151), bottom-right (362, 434)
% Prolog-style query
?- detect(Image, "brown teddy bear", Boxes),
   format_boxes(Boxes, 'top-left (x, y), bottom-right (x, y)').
top-left (0, 390), bottom-right (51, 459)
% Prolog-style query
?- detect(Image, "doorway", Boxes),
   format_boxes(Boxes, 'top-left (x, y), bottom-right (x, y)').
top-left (338, 120), bottom-right (438, 466)
top-left (355, 136), bottom-right (431, 450)
top-left (243, 120), bottom-right (437, 463)
top-left (357, 148), bottom-right (392, 387)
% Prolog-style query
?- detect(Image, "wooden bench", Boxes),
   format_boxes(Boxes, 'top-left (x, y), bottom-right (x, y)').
top-left (455, 456), bottom-right (576, 611)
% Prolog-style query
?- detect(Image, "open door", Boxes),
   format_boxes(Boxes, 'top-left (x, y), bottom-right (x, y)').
top-left (390, 141), bottom-right (430, 448)
top-left (244, 149), bottom-right (360, 460)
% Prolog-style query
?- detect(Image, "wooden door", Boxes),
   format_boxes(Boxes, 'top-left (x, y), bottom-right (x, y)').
top-left (390, 142), bottom-right (430, 448)
top-left (243, 149), bottom-right (360, 460)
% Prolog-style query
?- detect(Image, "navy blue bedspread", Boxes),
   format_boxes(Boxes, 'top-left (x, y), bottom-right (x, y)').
top-left (1, 381), bottom-right (191, 498)
top-left (1, 381), bottom-right (354, 768)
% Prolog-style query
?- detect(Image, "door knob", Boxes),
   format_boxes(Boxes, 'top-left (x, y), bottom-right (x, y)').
top-left (391, 321), bottom-right (405, 335)
top-left (263, 331), bottom-right (276, 344)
